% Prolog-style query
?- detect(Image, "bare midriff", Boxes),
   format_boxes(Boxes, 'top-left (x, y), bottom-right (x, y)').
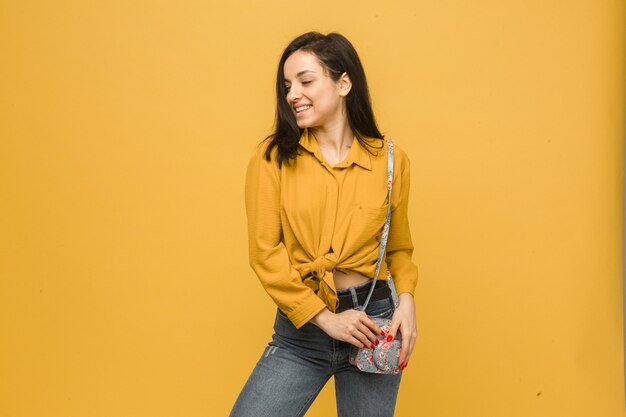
top-left (333, 268), bottom-right (371, 290)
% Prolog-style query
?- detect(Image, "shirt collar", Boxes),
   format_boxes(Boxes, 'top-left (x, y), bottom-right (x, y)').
top-left (298, 127), bottom-right (374, 171)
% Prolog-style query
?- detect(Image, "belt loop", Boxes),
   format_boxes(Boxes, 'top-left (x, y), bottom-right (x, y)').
top-left (349, 287), bottom-right (359, 308)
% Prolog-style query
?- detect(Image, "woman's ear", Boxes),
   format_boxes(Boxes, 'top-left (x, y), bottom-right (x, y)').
top-left (338, 72), bottom-right (352, 97)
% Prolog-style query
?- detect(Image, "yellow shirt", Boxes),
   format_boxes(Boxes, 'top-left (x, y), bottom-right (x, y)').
top-left (244, 127), bottom-right (418, 329)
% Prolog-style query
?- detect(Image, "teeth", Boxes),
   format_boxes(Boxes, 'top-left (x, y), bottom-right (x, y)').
top-left (295, 105), bottom-right (312, 112)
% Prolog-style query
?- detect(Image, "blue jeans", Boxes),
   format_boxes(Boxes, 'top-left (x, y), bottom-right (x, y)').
top-left (228, 280), bottom-right (403, 417)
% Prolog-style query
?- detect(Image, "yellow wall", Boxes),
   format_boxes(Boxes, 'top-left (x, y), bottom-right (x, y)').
top-left (1, 1), bottom-right (624, 416)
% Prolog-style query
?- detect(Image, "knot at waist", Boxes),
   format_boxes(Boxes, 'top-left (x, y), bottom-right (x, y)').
top-left (297, 253), bottom-right (340, 312)
top-left (300, 254), bottom-right (336, 278)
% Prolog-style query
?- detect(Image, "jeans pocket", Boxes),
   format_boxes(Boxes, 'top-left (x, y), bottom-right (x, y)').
top-left (277, 307), bottom-right (288, 318)
top-left (364, 298), bottom-right (395, 319)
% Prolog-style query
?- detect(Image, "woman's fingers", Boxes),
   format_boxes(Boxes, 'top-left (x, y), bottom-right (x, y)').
top-left (331, 309), bottom-right (388, 349)
top-left (354, 320), bottom-right (379, 347)
top-left (346, 335), bottom-right (366, 348)
top-left (365, 315), bottom-right (384, 338)
top-left (397, 322), bottom-right (417, 368)
top-left (398, 328), bottom-right (410, 366)
top-left (360, 313), bottom-right (387, 345)
top-left (346, 314), bottom-right (380, 348)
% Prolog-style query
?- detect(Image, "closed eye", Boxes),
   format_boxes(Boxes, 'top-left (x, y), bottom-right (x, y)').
top-left (284, 80), bottom-right (312, 93)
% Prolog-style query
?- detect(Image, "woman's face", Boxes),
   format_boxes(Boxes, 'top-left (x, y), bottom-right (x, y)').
top-left (283, 50), bottom-right (350, 129)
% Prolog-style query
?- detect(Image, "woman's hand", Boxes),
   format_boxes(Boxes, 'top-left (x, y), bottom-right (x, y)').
top-left (311, 308), bottom-right (387, 349)
top-left (387, 293), bottom-right (417, 369)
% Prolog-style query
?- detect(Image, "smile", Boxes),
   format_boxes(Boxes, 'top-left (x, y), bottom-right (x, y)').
top-left (295, 105), bottom-right (312, 113)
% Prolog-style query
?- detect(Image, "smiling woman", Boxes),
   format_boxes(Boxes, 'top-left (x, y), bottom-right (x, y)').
top-left (229, 31), bottom-right (419, 417)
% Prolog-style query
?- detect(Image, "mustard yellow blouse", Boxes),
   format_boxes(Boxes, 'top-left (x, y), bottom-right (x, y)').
top-left (244, 128), bottom-right (418, 329)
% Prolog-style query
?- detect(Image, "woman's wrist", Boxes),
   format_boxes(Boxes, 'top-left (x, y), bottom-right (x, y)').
top-left (309, 307), bottom-right (333, 329)
top-left (398, 292), bottom-right (414, 306)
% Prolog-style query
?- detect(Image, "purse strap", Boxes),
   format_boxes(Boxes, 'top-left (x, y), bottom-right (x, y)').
top-left (356, 138), bottom-right (394, 311)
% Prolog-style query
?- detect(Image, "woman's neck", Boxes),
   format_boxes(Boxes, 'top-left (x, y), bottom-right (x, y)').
top-left (309, 122), bottom-right (354, 159)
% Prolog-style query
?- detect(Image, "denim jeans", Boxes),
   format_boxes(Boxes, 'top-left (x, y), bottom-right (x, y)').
top-left (228, 280), bottom-right (403, 417)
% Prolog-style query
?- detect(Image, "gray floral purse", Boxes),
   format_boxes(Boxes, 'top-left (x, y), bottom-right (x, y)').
top-left (348, 138), bottom-right (403, 374)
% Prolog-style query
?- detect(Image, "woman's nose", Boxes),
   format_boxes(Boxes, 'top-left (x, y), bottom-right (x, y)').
top-left (287, 86), bottom-right (301, 102)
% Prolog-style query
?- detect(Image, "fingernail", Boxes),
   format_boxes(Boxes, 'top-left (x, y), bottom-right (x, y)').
top-left (374, 339), bottom-right (379, 345)
top-left (370, 343), bottom-right (375, 349)
top-left (386, 335), bottom-right (393, 342)
top-left (380, 331), bottom-right (386, 337)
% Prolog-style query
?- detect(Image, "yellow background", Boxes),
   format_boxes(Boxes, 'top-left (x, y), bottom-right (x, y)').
top-left (1, 1), bottom-right (625, 416)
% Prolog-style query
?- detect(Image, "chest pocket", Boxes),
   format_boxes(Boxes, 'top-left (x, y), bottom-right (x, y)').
top-left (346, 203), bottom-right (388, 248)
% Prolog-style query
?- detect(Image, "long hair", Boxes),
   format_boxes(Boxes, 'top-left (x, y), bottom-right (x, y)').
top-left (261, 31), bottom-right (385, 167)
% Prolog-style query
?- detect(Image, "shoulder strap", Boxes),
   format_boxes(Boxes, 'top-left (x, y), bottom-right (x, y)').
top-left (357, 138), bottom-right (394, 311)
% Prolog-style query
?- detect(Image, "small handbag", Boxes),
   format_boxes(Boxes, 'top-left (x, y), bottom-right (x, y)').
top-left (348, 138), bottom-right (403, 374)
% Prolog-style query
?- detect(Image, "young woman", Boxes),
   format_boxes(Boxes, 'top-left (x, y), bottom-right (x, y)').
top-left (229, 31), bottom-right (418, 417)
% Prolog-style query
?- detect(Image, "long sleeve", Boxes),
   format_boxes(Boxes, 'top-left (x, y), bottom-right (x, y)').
top-left (244, 143), bottom-right (328, 329)
top-left (385, 147), bottom-right (419, 296)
